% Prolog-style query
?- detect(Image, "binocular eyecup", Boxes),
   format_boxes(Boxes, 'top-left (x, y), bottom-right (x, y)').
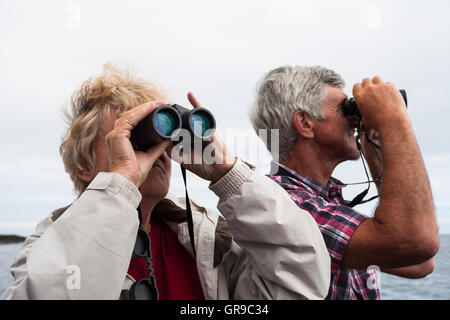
top-left (130, 104), bottom-right (216, 152)
top-left (342, 89), bottom-right (408, 118)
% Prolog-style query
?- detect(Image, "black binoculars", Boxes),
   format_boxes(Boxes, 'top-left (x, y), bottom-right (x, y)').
top-left (130, 104), bottom-right (216, 152)
top-left (342, 89), bottom-right (408, 118)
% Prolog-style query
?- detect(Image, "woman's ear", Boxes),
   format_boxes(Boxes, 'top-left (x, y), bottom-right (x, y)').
top-left (76, 168), bottom-right (93, 184)
top-left (292, 110), bottom-right (315, 139)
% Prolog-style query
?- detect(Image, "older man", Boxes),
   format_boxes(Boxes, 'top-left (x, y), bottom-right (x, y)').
top-left (250, 65), bottom-right (439, 299)
top-left (1, 64), bottom-right (330, 300)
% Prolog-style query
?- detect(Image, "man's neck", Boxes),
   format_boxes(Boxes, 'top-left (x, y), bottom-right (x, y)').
top-left (281, 142), bottom-right (339, 186)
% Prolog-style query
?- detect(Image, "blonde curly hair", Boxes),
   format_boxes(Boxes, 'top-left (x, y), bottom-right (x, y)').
top-left (60, 63), bottom-right (168, 195)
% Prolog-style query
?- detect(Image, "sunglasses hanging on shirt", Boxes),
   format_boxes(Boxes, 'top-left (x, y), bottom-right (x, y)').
top-left (129, 206), bottom-right (159, 300)
top-left (129, 166), bottom-right (197, 300)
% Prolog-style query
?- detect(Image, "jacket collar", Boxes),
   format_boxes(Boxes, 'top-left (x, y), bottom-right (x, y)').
top-left (155, 193), bottom-right (232, 268)
top-left (51, 193), bottom-right (233, 269)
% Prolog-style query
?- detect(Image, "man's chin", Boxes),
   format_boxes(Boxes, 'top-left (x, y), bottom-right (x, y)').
top-left (350, 154), bottom-right (361, 161)
top-left (347, 149), bottom-right (361, 161)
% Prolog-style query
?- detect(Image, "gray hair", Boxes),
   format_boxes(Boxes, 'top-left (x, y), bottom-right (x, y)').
top-left (249, 65), bottom-right (345, 161)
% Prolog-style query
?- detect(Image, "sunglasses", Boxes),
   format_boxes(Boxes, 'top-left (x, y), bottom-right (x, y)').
top-left (129, 167), bottom-right (197, 300)
top-left (129, 218), bottom-right (159, 300)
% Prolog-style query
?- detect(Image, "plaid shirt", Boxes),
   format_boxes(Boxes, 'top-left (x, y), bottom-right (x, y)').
top-left (268, 163), bottom-right (380, 300)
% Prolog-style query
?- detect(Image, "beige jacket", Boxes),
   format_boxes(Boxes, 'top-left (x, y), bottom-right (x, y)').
top-left (1, 159), bottom-right (330, 300)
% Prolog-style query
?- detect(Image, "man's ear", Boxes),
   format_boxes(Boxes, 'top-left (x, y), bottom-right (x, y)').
top-left (76, 168), bottom-right (93, 184)
top-left (292, 110), bottom-right (315, 139)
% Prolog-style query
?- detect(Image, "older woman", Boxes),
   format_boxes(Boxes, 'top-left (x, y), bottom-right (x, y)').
top-left (1, 64), bottom-right (330, 300)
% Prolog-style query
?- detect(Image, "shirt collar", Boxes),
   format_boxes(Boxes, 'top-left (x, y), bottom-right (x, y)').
top-left (271, 162), bottom-right (345, 199)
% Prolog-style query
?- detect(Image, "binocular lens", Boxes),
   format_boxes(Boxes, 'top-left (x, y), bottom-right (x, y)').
top-left (154, 111), bottom-right (176, 136)
top-left (190, 112), bottom-right (212, 137)
top-left (130, 104), bottom-right (216, 152)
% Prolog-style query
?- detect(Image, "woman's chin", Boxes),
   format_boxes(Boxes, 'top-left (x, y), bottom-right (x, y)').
top-left (140, 170), bottom-right (170, 198)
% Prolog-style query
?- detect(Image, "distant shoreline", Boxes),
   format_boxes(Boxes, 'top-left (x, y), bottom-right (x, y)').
top-left (0, 235), bottom-right (25, 245)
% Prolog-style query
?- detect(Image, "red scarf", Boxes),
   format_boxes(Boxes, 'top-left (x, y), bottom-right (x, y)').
top-left (127, 217), bottom-right (205, 300)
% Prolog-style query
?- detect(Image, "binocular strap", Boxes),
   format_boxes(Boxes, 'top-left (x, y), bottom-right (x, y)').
top-left (181, 166), bottom-right (197, 258)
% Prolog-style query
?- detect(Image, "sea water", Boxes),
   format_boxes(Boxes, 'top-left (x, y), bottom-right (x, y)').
top-left (0, 236), bottom-right (449, 299)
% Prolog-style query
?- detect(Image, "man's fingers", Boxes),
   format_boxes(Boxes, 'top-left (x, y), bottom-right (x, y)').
top-left (372, 76), bottom-right (384, 84)
top-left (353, 83), bottom-right (363, 96)
top-left (187, 92), bottom-right (202, 109)
top-left (362, 78), bottom-right (372, 88)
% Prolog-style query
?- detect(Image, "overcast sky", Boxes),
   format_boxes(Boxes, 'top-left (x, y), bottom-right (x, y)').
top-left (1, 0), bottom-right (449, 235)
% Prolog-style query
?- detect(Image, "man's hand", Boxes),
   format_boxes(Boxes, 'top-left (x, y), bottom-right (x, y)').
top-left (105, 101), bottom-right (172, 187)
top-left (352, 76), bottom-right (408, 131)
top-left (167, 92), bottom-right (237, 183)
